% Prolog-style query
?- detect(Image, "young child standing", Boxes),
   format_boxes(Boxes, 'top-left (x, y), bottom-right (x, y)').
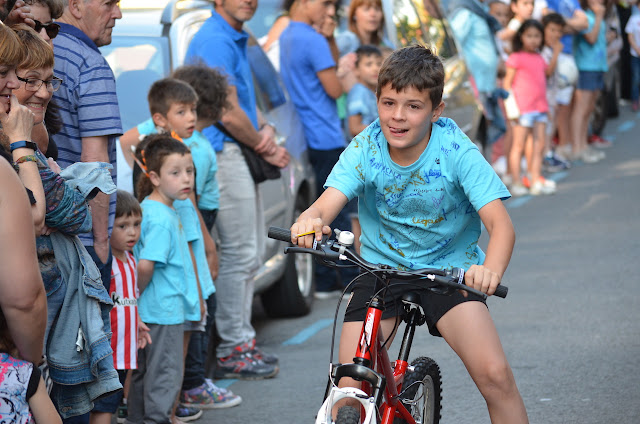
top-left (346, 44), bottom-right (383, 139)
top-left (0, 311), bottom-right (61, 424)
top-left (504, 19), bottom-right (555, 196)
top-left (90, 190), bottom-right (149, 424)
top-left (570, 0), bottom-right (608, 163)
top-left (291, 45), bottom-right (528, 423)
top-left (626, 0), bottom-right (640, 111)
top-left (127, 135), bottom-right (201, 424)
top-left (541, 13), bottom-right (572, 172)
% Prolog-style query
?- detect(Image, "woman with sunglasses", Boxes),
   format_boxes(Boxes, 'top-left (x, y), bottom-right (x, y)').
top-left (23, 0), bottom-right (61, 46)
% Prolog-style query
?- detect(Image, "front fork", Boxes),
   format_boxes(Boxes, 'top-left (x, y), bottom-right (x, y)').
top-left (318, 298), bottom-right (423, 423)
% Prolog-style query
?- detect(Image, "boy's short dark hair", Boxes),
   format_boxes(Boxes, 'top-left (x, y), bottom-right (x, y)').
top-left (115, 190), bottom-right (142, 218)
top-left (148, 78), bottom-right (198, 116)
top-left (542, 12), bottom-right (566, 28)
top-left (172, 64), bottom-right (230, 123)
top-left (377, 44), bottom-right (444, 107)
top-left (355, 44), bottom-right (382, 66)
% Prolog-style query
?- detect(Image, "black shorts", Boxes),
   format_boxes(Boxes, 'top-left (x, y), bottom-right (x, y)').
top-left (344, 274), bottom-right (486, 337)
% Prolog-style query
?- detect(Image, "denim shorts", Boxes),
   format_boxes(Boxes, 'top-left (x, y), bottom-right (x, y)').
top-left (577, 71), bottom-right (605, 91)
top-left (92, 370), bottom-right (127, 413)
top-left (518, 111), bottom-right (548, 128)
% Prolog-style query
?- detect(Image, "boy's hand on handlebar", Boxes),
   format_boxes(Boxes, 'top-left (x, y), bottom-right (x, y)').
top-left (290, 218), bottom-right (331, 248)
top-left (464, 265), bottom-right (501, 296)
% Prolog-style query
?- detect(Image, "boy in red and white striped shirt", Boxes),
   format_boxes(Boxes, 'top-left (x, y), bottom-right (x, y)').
top-left (91, 190), bottom-right (150, 424)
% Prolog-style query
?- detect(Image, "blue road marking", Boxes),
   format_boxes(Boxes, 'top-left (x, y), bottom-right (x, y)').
top-left (283, 318), bottom-right (334, 346)
top-left (617, 120), bottom-right (635, 133)
top-left (214, 379), bottom-right (238, 388)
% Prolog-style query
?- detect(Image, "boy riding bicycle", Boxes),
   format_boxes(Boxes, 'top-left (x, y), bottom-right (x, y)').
top-left (291, 45), bottom-right (529, 423)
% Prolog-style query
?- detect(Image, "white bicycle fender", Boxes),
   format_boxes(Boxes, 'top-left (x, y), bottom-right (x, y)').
top-left (315, 387), bottom-right (377, 424)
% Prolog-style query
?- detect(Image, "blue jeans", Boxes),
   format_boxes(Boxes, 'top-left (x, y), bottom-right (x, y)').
top-left (631, 56), bottom-right (640, 103)
top-left (309, 147), bottom-right (359, 291)
top-left (183, 293), bottom-right (216, 390)
top-left (212, 143), bottom-right (260, 358)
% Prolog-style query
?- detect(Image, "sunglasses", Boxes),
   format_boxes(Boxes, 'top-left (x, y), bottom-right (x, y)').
top-left (33, 20), bottom-right (60, 40)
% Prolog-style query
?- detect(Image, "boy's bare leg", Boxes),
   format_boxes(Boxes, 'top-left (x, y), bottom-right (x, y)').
top-left (437, 302), bottom-right (528, 424)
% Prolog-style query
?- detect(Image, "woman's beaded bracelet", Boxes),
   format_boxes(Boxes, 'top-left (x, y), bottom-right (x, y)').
top-left (14, 154), bottom-right (37, 165)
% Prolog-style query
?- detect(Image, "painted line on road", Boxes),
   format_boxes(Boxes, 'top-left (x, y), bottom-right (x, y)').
top-left (617, 120), bottom-right (635, 133)
top-left (506, 171), bottom-right (569, 209)
top-left (214, 379), bottom-right (238, 388)
top-left (282, 318), bottom-right (334, 346)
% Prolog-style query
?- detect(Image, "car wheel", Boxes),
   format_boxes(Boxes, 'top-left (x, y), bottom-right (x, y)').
top-left (260, 201), bottom-right (315, 317)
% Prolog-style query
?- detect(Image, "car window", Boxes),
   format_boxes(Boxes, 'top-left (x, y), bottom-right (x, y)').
top-left (100, 36), bottom-right (170, 131)
top-left (392, 0), bottom-right (457, 60)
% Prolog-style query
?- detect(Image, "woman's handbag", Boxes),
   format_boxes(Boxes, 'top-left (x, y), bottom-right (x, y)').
top-left (215, 123), bottom-right (281, 184)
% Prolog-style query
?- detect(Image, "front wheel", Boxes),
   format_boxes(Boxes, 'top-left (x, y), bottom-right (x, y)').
top-left (394, 357), bottom-right (442, 424)
top-left (335, 406), bottom-right (360, 424)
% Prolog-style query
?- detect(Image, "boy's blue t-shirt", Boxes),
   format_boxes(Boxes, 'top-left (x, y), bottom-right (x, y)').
top-left (137, 119), bottom-right (219, 212)
top-left (547, 0), bottom-right (582, 54)
top-left (280, 21), bottom-right (345, 151)
top-left (574, 10), bottom-right (608, 72)
top-left (347, 83), bottom-right (378, 130)
top-left (325, 118), bottom-right (511, 271)
top-left (134, 199), bottom-right (199, 325)
top-left (174, 199), bottom-right (215, 305)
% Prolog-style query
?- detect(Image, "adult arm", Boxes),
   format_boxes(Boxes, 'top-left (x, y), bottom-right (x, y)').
top-left (81, 135), bottom-right (110, 263)
top-left (0, 159), bottom-right (47, 363)
top-left (629, 32), bottom-right (640, 56)
top-left (465, 199), bottom-right (515, 295)
top-left (119, 126), bottom-right (141, 169)
top-left (564, 9), bottom-right (589, 34)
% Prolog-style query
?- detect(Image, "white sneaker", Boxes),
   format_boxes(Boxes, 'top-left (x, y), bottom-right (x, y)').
top-left (510, 183), bottom-right (529, 197)
top-left (530, 181), bottom-right (556, 195)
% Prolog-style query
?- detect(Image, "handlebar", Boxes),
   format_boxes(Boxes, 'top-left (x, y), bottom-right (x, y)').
top-left (268, 227), bottom-right (508, 299)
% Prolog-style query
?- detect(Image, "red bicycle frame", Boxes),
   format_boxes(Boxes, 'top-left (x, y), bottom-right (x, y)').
top-left (353, 299), bottom-right (419, 424)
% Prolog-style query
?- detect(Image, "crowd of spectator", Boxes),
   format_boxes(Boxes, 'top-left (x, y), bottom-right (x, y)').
top-left (1, 0), bottom-right (639, 422)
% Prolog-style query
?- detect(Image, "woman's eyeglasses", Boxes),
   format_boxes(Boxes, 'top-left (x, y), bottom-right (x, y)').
top-left (16, 75), bottom-right (63, 92)
top-left (33, 20), bottom-right (60, 40)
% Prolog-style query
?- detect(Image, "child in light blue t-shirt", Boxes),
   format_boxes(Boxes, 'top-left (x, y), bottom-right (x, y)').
top-left (346, 45), bottom-right (383, 140)
top-left (130, 135), bottom-right (201, 423)
top-left (290, 45), bottom-right (528, 423)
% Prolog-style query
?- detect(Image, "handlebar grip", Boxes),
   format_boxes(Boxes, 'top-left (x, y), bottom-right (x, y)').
top-left (268, 226), bottom-right (292, 243)
top-left (493, 284), bottom-right (508, 299)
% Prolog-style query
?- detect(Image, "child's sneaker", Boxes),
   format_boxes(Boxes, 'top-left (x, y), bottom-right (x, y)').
top-left (529, 180), bottom-right (556, 195)
top-left (175, 404), bottom-right (203, 422)
top-left (214, 348), bottom-right (278, 380)
top-left (509, 183), bottom-right (529, 197)
top-left (181, 381), bottom-right (242, 409)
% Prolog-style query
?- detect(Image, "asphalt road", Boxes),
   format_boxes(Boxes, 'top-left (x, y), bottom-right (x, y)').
top-left (200, 104), bottom-right (640, 424)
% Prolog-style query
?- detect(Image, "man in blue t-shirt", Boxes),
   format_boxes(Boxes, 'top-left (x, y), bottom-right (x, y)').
top-left (280, 0), bottom-right (359, 295)
top-left (185, 0), bottom-right (288, 382)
